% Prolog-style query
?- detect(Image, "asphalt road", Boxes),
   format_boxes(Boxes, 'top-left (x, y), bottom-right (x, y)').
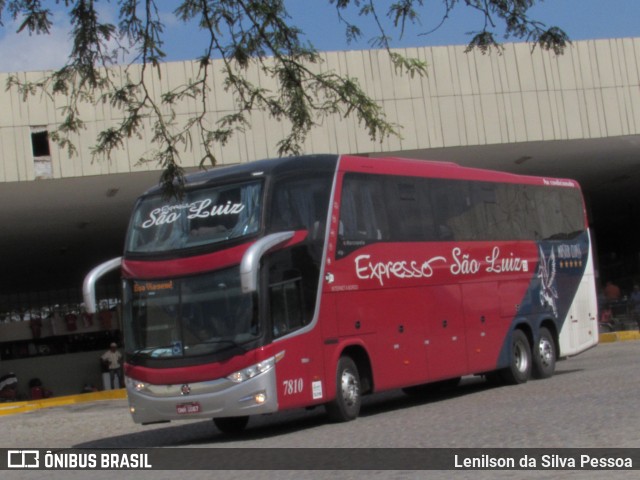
top-left (2, 341), bottom-right (639, 479)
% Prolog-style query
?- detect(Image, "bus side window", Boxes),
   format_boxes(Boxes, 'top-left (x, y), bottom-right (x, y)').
top-left (534, 187), bottom-right (584, 239)
top-left (268, 246), bottom-right (319, 339)
top-left (270, 276), bottom-right (305, 338)
top-left (429, 179), bottom-right (478, 241)
top-left (388, 180), bottom-right (429, 240)
top-left (560, 189), bottom-right (587, 235)
top-left (503, 184), bottom-right (541, 240)
top-left (268, 175), bottom-right (332, 233)
top-left (339, 174), bottom-right (388, 243)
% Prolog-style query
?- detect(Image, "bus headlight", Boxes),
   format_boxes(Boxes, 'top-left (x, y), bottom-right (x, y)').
top-left (227, 357), bottom-right (275, 384)
top-left (125, 376), bottom-right (147, 392)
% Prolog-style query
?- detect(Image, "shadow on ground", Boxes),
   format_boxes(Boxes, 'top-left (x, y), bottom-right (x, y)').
top-left (74, 376), bottom-right (501, 448)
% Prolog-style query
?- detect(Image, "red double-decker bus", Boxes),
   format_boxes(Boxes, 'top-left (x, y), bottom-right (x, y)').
top-left (84, 154), bottom-right (598, 433)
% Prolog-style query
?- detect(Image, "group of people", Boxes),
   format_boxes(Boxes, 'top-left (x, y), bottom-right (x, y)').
top-left (0, 373), bottom-right (52, 402)
top-left (0, 342), bottom-right (124, 403)
top-left (602, 279), bottom-right (640, 307)
top-left (599, 280), bottom-right (640, 329)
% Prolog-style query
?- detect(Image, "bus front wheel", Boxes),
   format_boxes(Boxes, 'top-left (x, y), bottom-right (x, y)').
top-left (501, 329), bottom-right (532, 385)
top-left (213, 415), bottom-right (249, 434)
top-left (326, 356), bottom-right (361, 422)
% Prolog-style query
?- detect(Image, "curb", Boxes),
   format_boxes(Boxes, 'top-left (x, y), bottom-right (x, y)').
top-left (598, 330), bottom-right (640, 343)
top-left (0, 389), bottom-right (127, 416)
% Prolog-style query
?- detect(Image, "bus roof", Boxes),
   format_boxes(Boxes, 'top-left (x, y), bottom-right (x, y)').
top-left (140, 154), bottom-right (580, 197)
top-left (141, 154), bottom-right (340, 196)
top-left (339, 155), bottom-right (580, 189)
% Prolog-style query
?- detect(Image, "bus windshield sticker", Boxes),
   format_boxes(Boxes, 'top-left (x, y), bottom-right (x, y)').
top-left (141, 200), bottom-right (245, 229)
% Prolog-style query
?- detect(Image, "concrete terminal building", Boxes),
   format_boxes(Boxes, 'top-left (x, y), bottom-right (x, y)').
top-left (1, 38), bottom-right (640, 395)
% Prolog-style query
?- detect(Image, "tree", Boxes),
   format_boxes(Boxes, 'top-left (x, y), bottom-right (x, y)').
top-left (1, 1), bottom-right (569, 196)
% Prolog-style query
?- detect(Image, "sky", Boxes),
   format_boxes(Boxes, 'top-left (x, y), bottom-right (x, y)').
top-left (0, 0), bottom-right (640, 73)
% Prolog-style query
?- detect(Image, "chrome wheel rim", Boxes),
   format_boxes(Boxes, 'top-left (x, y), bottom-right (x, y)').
top-left (538, 337), bottom-right (553, 368)
top-left (340, 369), bottom-right (359, 407)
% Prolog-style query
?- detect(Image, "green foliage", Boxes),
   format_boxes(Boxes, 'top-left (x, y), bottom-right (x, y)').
top-left (2, 1), bottom-right (568, 197)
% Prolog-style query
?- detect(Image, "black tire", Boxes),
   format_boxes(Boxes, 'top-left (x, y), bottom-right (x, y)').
top-left (532, 327), bottom-right (556, 379)
top-left (213, 415), bottom-right (249, 434)
top-left (326, 356), bottom-right (361, 422)
top-left (500, 329), bottom-right (532, 385)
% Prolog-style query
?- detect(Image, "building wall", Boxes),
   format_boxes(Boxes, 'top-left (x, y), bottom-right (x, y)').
top-left (1, 351), bottom-right (109, 398)
top-left (1, 38), bottom-right (639, 183)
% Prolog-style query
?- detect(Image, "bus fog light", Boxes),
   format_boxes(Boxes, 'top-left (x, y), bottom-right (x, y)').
top-left (130, 406), bottom-right (136, 414)
top-left (238, 391), bottom-right (267, 404)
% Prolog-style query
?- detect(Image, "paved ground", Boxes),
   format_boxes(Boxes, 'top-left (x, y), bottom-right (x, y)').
top-left (1, 340), bottom-right (638, 480)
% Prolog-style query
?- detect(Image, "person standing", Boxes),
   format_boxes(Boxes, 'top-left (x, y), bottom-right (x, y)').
top-left (101, 342), bottom-right (124, 389)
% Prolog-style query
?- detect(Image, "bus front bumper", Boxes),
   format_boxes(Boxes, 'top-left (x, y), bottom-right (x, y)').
top-left (125, 366), bottom-right (279, 424)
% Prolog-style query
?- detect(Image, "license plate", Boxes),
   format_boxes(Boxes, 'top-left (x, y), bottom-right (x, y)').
top-left (176, 402), bottom-right (201, 414)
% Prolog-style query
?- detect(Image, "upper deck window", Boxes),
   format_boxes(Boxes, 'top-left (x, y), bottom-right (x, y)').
top-left (338, 172), bottom-right (586, 257)
top-left (126, 180), bottom-right (263, 253)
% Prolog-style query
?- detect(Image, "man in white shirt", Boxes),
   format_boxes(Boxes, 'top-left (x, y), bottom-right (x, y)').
top-left (101, 342), bottom-right (123, 389)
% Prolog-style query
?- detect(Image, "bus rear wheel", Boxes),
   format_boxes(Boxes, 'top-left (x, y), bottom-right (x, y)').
top-left (500, 329), bottom-right (532, 384)
top-left (326, 356), bottom-right (361, 422)
top-left (532, 327), bottom-right (556, 379)
top-left (213, 415), bottom-right (249, 434)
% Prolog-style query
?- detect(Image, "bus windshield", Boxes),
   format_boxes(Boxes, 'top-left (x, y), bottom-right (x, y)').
top-left (126, 180), bottom-right (263, 253)
top-left (122, 267), bottom-right (258, 359)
